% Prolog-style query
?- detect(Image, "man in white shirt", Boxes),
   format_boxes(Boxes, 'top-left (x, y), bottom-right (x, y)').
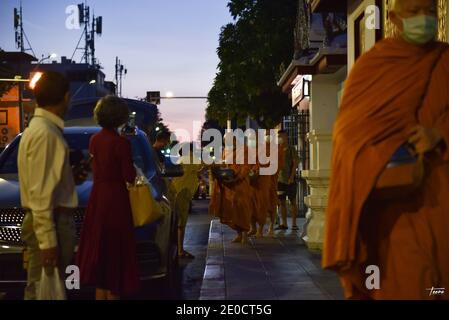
top-left (18, 71), bottom-right (85, 300)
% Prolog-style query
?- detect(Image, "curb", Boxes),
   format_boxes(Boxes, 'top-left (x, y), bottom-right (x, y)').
top-left (199, 219), bottom-right (226, 300)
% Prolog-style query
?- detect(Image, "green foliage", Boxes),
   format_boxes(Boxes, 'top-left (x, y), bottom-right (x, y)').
top-left (206, 0), bottom-right (297, 129)
top-left (148, 112), bottom-right (171, 144)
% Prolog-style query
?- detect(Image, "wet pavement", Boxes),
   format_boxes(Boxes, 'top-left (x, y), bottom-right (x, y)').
top-left (177, 200), bottom-right (213, 300)
top-left (200, 219), bottom-right (345, 300)
top-left (1, 201), bottom-right (344, 300)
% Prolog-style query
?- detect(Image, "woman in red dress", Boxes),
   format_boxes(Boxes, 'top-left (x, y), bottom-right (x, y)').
top-left (77, 95), bottom-right (140, 300)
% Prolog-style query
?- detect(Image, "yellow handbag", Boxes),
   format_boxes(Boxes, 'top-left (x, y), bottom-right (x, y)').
top-left (127, 175), bottom-right (163, 227)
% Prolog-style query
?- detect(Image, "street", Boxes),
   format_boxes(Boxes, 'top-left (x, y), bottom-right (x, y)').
top-left (1, 200), bottom-right (212, 300)
top-left (2, 199), bottom-right (344, 301)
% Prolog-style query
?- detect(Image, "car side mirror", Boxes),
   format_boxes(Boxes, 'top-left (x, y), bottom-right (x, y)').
top-left (161, 165), bottom-right (184, 178)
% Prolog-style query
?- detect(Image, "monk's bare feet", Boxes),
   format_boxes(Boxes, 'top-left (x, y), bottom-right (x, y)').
top-left (241, 232), bottom-right (249, 244)
top-left (232, 234), bottom-right (242, 243)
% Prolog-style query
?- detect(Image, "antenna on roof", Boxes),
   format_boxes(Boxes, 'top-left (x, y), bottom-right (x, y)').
top-left (115, 57), bottom-right (127, 97)
top-left (71, 1), bottom-right (103, 67)
top-left (13, 0), bottom-right (36, 57)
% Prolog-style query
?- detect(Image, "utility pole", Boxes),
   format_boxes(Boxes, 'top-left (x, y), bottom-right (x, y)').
top-left (115, 57), bottom-right (127, 97)
top-left (14, 1), bottom-right (35, 131)
top-left (90, 15), bottom-right (95, 66)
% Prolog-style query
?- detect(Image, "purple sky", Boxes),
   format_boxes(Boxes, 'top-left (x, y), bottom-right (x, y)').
top-left (0, 0), bottom-right (232, 141)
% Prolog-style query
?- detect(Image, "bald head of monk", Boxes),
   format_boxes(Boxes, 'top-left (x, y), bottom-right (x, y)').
top-left (390, 0), bottom-right (437, 40)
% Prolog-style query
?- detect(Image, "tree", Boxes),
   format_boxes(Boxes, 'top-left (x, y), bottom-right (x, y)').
top-left (148, 108), bottom-right (171, 144)
top-left (207, 0), bottom-right (297, 129)
top-left (199, 119), bottom-right (225, 147)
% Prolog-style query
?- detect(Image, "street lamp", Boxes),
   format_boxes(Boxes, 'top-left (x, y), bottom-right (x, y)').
top-left (71, 80), bottom-right (96, 100)
top-left (37, 53), bottom-right (58, 64)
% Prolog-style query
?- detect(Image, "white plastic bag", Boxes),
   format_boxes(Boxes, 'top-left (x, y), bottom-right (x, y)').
top-left (36, 268), bottom-right (67, 300)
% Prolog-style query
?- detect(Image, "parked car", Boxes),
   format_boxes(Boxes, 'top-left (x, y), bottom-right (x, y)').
top-left (0, 126), bottom-right (180, 299)
top-left (65, 97), bottom-right (159, 130)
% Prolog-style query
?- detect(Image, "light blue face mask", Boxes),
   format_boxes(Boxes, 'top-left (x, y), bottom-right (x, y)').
top-left (401, 15), bottom-right (438, 45)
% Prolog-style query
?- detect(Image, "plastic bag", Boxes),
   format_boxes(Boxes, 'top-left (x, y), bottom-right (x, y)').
top-left (36, 268), bottom-right (67, 300)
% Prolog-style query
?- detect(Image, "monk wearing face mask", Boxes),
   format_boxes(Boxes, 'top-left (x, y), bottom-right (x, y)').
top-left (324, 0), bottom-right (449, 300)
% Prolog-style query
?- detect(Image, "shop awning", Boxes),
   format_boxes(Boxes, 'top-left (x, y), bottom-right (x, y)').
top-left (309, 48), bottom-right (347, 74)
top-left (278, 60), bottom-right (316, 94)
top-left (278, 48), bottom-right (347, 94)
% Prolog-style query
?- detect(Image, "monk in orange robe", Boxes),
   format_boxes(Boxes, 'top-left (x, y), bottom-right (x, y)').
top-left (209, 139), bottom-right (252, 244)
top-left (246, 131), bottom-right (282, 238)
top-left (246, 134), bottom-right (267, 238)
top-left (262, 133), bottom-right (282, 237)
top-left (323, 0), bottom-right (449, 300)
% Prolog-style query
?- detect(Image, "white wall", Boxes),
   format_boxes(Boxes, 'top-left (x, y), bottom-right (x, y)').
top-left (310, 80), bottom-right (339, 132)
top-left (309, 67), bottom-right (347, 170)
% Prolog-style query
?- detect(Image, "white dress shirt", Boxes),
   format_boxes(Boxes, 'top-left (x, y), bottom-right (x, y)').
top-left (18, 108), bottom-right (78, 250)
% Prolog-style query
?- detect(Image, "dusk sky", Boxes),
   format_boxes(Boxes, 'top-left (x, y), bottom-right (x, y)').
top-left (0, 0), bottom-right (232, 141)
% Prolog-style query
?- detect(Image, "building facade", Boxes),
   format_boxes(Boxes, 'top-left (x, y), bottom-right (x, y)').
top-left (0, 53), bottom-right (115, 149)
top-left (279, 0), bottom-right (449, 251)
top-left (278, 0), bottom-right (347, 250)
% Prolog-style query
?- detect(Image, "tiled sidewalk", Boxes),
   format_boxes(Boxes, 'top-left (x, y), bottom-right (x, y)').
top-left (200, 219), bottom-right (344, 300)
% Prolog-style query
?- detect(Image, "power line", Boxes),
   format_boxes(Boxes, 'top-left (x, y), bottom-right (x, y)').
top-left (159, 97), bottom-right (207, 99)
top-left (22, 29), bottom-right (36, 58)
top-left (71, 28), bottom-right (85, 61)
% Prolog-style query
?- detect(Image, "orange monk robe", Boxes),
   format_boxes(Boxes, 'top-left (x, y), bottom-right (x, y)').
top-left (209, 146), bottom-right (252, 232)
top-left (246, 147), bottom-right (265, 227)
top-left (252, 141), bottom-right (281, 225)
top-left (323, 38), bottom-right (449, 300)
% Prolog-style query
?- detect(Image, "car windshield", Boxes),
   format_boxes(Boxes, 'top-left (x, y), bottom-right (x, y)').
top-left (0, 132), bottom-right (149, 179)
top-left (0, 133), bottom-right (94, 178)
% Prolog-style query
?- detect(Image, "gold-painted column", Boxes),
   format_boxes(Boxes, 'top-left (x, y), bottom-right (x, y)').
top-left (438, 0), bottom-right (448, 42)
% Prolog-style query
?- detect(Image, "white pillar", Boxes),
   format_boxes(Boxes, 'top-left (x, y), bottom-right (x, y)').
top-left (301, 68), bottom-right (346, 251)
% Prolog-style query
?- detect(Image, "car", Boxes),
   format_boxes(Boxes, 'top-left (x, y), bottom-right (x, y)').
top-left (65, 97), bottom-right (159, 130)
top-left (0, 126), bottom-right (180, 299)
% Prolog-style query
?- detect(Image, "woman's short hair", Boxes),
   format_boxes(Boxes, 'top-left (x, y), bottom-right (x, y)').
top-left (94, 95), bottom-right (129, 129)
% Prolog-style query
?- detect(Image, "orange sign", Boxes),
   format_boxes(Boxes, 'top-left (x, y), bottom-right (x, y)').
top-left (0, 85), bottom-right (21, 149)
top-left (0, 105), bottom-right (20, 149)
